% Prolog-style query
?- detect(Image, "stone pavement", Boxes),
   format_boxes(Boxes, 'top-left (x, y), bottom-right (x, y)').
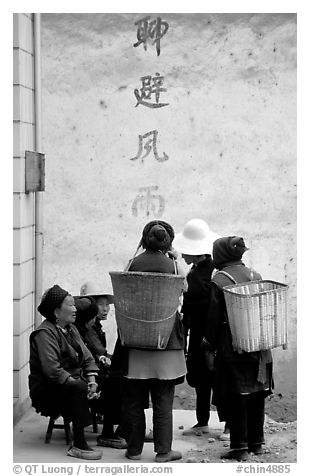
top-left (13, 408), bottom-right (225, 463)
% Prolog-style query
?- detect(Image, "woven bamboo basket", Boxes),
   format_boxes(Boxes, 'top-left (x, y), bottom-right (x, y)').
top-left (109, 271), bottom-right (185, 350)
top-left (222, 280), bottom-right (288, 352)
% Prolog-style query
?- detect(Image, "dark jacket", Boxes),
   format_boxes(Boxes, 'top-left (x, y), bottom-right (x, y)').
top-left (28, 319), bottom-right (98, 416)
top-left (83, 319), bottom-right (108, 363)
top-left (204, 262), bottom-right (273, 419)
top-left (128, 249), bottom-right (175, 274)
top-left (181, 256), bottom-right (214, 387)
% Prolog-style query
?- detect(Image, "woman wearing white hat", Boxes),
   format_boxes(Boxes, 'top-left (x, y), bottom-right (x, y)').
top-left (173, 219), bottom-right (229, 439)
top-left (79, 281), bottom-right (114, 367)
top-left (79, 281), bottom-right (127, 450)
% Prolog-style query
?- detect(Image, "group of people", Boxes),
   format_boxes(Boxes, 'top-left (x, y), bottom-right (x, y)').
top-left (28, 218), bottom-right (274, 462)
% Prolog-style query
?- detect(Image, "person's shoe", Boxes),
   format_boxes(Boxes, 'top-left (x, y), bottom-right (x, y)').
top-left (220, 449), bottom-right (249, 462)
top-left (67, 445), bottom-right (102, 460)
top-left (248, 445), bottom-right (264, 455)
top-left (125, 450), bottom-right (142, 460)
top-left (182, 424), bottom-right (209, 436)
top-left (114, 425), bottom-right (126, 439)
top-left (155, 450), bottom-right (182, 462)
top-left (144, 429), bottom-right (154, 442)
top-left (97, 434), bottom-right (127, 449)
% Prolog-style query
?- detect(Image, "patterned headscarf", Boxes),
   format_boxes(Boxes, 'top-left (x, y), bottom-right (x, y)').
top-left (37, 284), bottom-right (69, 321)
top-left (212, 236), bottom-right (249, 269)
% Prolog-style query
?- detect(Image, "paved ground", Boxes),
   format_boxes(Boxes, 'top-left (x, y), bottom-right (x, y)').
top-left (13, 408), bottom-right (225, 464)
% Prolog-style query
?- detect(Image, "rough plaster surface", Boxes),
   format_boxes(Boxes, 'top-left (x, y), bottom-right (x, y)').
top-left (40, 13), bottom-right (296, 394)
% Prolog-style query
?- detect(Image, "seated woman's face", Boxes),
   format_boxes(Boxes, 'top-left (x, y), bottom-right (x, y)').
top-left (95, 297), bottom-right (110, 321)
top-left (54, 295), bottom-right (77, 327)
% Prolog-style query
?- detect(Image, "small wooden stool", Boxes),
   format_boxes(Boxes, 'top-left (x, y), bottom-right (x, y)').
top-left (45, 416), bottom-right (72, 444)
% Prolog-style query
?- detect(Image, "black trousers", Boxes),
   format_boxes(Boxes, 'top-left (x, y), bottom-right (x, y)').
top-left (228, 391), bottom-right (265, 450)
top-left (51, 378), bottom-right (92, 430)
top-left (123, 378), bottom-right (175, 455)
top-left (99, 376), bottom-right (125, 435)
top-left (195, 379), bottom-right (212, 426)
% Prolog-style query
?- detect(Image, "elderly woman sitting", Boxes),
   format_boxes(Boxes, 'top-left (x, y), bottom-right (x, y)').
top-left (28, 284), bottom-right (102, 460)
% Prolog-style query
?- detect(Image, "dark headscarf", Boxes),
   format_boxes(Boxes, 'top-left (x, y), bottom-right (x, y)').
top-left (74, 296), bottom-right (98, 324)
top-left (74, 296), bottom-right (98, 337)
top-left (212, 236), bottom-right (249, 269)
top-left (140, 220), bottom-right (174, 253)
top-left (37, 284), bottom-right (69, 322)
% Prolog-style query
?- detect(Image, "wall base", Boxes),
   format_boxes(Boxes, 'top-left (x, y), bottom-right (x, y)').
top-left (13, 396), bottom-right (31, 426)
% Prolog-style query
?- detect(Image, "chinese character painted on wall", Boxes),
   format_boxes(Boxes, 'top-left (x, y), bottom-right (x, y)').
top-left (134, 73), bottom-right (169, 108)
top-left (132, 186), bottom-right (165, 218)
top-left (134, 16), bottom-right (169, 56)
top-left (130, 130), bottom-right (168, 163)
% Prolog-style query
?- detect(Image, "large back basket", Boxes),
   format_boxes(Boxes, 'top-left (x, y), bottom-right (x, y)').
top-left (109, 271), bottom-right (185, 350)
top-left (223, 280), bottom-right (288, 352)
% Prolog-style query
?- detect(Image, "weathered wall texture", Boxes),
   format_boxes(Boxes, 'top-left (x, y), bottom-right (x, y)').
top-left (41, 13), bottom-right (296, 393)
top-left (13, 13), bottom-right (37, 421)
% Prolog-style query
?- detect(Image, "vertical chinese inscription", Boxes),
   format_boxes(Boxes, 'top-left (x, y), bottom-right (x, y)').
top-left (134, 73), bottom-right (168, 108)
top-left (133, 16), bottom-right (169, 56)
top-left (132, 186), bottom-right (165, 218)
top-left (130, 130), bottom-right (168, 163)
top-left (130, 15), bottom-right (170, 218)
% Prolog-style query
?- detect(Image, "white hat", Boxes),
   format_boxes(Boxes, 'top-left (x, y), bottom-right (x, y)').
top-left (79, 281), bottom-right (114, 304)
top-left (173, 219), bottom-right (221, 256)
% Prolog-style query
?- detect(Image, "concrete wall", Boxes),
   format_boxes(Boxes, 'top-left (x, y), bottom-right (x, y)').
top-left (13, 13), bottom-right (36, 421)
top-left (40, 13), bottom-right (296, 394)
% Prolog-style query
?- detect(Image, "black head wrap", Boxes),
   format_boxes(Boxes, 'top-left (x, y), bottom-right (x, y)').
top-left (74, 296), bottom-right (98, 324)
top-left (37, 284), bottom-right (69, 322)
top-left (140, 220), bottom-right (174, 253)
top-left (212, 236), bottom-right (249, 269)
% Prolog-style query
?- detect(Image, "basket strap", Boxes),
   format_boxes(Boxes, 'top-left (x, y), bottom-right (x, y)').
top-left (114, 306), bottom-right (177, 323)
top-left (124, 243), bottom-right (142, 271)
top-left (173, 258), bottom-right (177, 275)
top-left (215, 270), bottom-right (237, 284)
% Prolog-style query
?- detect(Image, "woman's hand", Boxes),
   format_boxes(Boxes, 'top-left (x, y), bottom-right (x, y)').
top-left (99, 355), bottom-right (111, 367)
top-left (87, 381), bottom-right (98, 400)
top-left (167, 247), bottom-right (179, 260)
top-left (168, 248), bottom-right (189, 278)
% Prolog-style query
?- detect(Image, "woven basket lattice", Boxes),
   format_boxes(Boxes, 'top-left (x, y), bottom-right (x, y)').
top-left (109, 271), bottom-right (185, 349)
top-left (223, 280), bottom-right (288, 352)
